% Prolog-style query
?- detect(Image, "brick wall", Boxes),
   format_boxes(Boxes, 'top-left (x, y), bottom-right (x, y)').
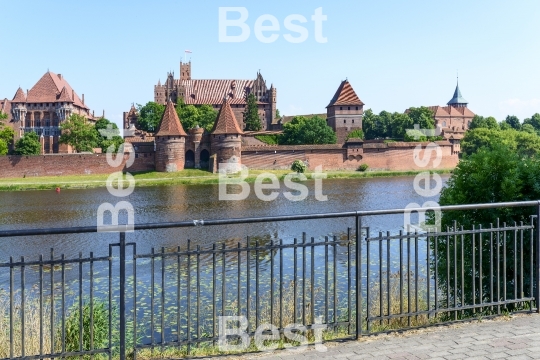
top-left (0, 153), bottom-right (155, 178)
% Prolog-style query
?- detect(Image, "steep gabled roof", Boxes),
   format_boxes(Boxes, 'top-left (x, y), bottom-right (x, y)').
top-left (447, 81), bottom-right (468, 105)
top-left (56, 86), bottom-right (73, 102)
top-left (211, 97), bottom-right (243, 135)
top-left (26, 71), bottom-right (88, 109)
top-left (327, 80), bottom-right (365, 107)
top-left (155, 100), bottom-right (187, 137)
top-left (12, 87), bottom-right (26, 103)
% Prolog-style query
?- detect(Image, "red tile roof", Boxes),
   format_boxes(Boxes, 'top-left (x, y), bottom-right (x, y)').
top-left (26, 71), bottom-right (88, 109)
top-left (12, 87), bottom-right (26, 103)
top-left (178, 79), bottom-right (266, 105)
top-left (155, 100), bottom-right (187, 137)
top-left (426, 105), bottom-right (475, 118)
top-left (57, 86), bottom-right (73, 102)
top-left (327, 80), bottom-right (365, 107)
top-left (211, 98), bottom-right (243, 135)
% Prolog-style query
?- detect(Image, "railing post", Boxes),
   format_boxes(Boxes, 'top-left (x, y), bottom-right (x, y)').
top-left (119, 231), bottom-right (126, 360)
top-left (531, 200), bottom-right (540, 313)
top-left (356, 213), bottom-right (362, 339)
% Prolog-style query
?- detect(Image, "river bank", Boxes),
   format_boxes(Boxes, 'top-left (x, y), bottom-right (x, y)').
top-left (0, 168), bottom-right (453, 191)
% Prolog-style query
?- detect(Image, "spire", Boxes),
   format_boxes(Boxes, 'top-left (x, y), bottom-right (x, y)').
top-left (155, 100), bottom-right (187, 137)
top-left (447, 78), bottom-right (468, 106)
top-left (12, 87), bottom-right (27, 103)
top-left (211, 97), bottom-right (243, 135)
top-left (326, 79), bottom-right (364, 107)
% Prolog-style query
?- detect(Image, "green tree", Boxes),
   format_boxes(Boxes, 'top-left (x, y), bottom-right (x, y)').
top-left (521, 123), bottom-right (536, 134)
top-left (523, 113), bottom-right (540, 132)
top-left (461, 127), bottom-right (540, 157)
top-left (0, 111), bottom-right (14, 155)
top-left (94, 118), bottom-right (124, 152)
top-left (391, 112), bottom-right (414, 139)
top-left (15, 132), bottom-right (41, 155)
top-left (346, 129), bottom-right (364, 140)
top-left (0, 110), bottom-right (7, 121)
top-left (136, 102), bottom-right (165, 132)
top-left (434, 145), bottom-right (540, 309)
top-left (503, 115), bottom-right (521, 130)
top-left (176, 102), bottom-right (217, 132)
top-left (243, 93), bottom-right (262, 131)
top-left (407, 106), bottom-right (435, 129)
top-left (361, 109), bottom-right (377, 139)
top-left (469, 115), bottom-right (499, 130)
top-left (59, 114), bottom-right (98, 153)
top-left (275, 109), bottom-right (281, 119)
top-left (279, 116), bottom-right (337, 145)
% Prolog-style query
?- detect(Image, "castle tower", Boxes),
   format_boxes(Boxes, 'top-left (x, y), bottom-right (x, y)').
top-left (154, 100), bottom-right (187, 172)
top-left (447, 79), bottom-right (468, 108)
top-left (180, 61), bottom-right (191, 81)
top-left (269, 83), bottom-right (277, 127)
top-left (326, 80), bottom-right (365, 144)
top-left (211, 97), bottom-right (243, 173)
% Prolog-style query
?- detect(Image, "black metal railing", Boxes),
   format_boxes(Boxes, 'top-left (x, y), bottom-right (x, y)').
top-left (0, 200), bottom-right (539, 359)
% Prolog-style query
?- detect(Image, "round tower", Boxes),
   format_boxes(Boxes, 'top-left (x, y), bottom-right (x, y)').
top-left (189, 126), bottom-right (204, 168)
top-left (154, 100), bottom-right (188, 172)
top-left (211, 97), bottom-right (243, 173)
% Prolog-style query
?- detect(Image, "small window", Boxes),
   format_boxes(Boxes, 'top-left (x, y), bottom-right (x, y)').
top-left (352, 119), bottom-right (355, 123)
top-left (340, 107), bottom-right (342, 110)
top-left (356, 107), bottom-right (358, 110)
top-left (348, 107), bottom-right (350, 110)
top-left (343, 120), bottom-right (346, 123)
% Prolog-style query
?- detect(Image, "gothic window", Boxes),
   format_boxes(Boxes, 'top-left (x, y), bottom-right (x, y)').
top-left (442, 121), bottom-right (447, 127)
top-left (45, 119), bottom-right (51, 127)
top-left (44, 128), bottom-right (50, 136)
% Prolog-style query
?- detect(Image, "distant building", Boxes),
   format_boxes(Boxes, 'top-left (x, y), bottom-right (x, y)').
top-left (0, 71), bottom-right (99, 154)
top-left (326, 80), bottom-right (365, 143)
top-left (150, 61), bottom-right (277, 131)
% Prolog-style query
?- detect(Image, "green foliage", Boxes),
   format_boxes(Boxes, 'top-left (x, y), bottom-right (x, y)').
top-left (521, 123), bottom-right (536, 134)
top-left (362, 107), bottom-right (434, 140)
top-left (176, 102), bottom-right (217, 132)
top-left (469, 115), bottom-right (499, 130)
top-left (346, 128), bottom-right (364, 140)
top-left (0, 127), bottom-right (14, 155)
top-left (523, 113), bottom-right (540, 132)
top-left (0, 139), bottom-right (7, 155)
top-left (279, 116), bottom-right (336, 145)
top-left (60, 114), bottom-right (98, 153)
top-left (503, 115), bottom-right (521, 130)
top-left (461, 127), bottom-right (540, 157)
top-left (404, 130), bottom-right (427, 142)
top-left (434, 145), bottom-right (540, 307)
top-left (15, 132), bottom-right (41, 155)
top-left (94, 118), bottom-right (124, 153)
top-left (291, 160), bottom-right (306, 173)
top-left (357, 163), bottom-right (369, 172)
top-left (63, 300), bottom-right (111, 355)
top-left (243, 93), bottom-right (261, 131)
top-left (136, 102), bottom-right (165, 132)
top-left (275, 109), bottom-right (281, 119)
top-left (254, 134), bottom-right (280, 145)
top-left (0, 110), bottom-right (7, 122)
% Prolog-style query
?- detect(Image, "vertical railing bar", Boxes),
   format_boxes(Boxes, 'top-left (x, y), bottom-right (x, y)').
top-left (90, 252), bottom-right (95, 360)
top-left (378, 232), bottom-right (383, 327)
top-left (294, 237), bottom-right (297, 325)
top-left (496, 219), bottom-right (501, 315)
top-left (302, 233), bottom-right (307, 328)
top-left (39, 254), bottom-right (44, 357)
top-left (490, 223), bottom-right (494, 313)
top-left (246, 237), bottom-right (250, 335)
top-left (434, 232), bottom-right (439, 316)
top-left (186, 240), bottom-right (191, 355)
top-left (62, 253), bottom-right (66, 355)
top-left (472, 226), bottom-right (476, 314)
top-left (503, 223), bottom-right (507, 311)
top-left (325, 236), bottom-right (329, 325)
top-left (9, 256), bottom-right (13, 359)
top-left (415, 230), bottom-right (419, 323)
top-left (222, 242), bottom-right (226, 339)
top-left (453, 221), bottom-right (457, 321)
top-left (119, 232), bottom-right (126, 360)
top-left (333, 235), bottom-right (338, 328)
top-left (446, 228), bottom-right (450, 319)
top-left (399, 231), bottom-right (403, 317)
top-left (520, 222), bottom-right (524, 303)
top-left (479, 225), bottom-right (483, 313)
top-left (255, 240), bottom-right (259, 330)
top-left (21, 256), bottom-right (26, 358)
top-left (460, 226), bottom-right (464, 318)
top-left (108, 245), bottom-right (112, 360)
top-left (78, 252), bottom-right (83, 355)
top-left (151, 247), bottom-right (155, 352)
top-left (530, 220), bottom-right (534, 311)
top-left (535, 205), bottom-right (540, 313)
top-left (386, 231), bottom-right (391, 325)
top-left (177, 245), bottom-right (182, 348)
top-left (426, 232), bottom-right (431, 319)
top-left (367, 234), bottom-right (371, 333)
top-left (238, 242), bottom-right (242, 320)
top-left (161, 247), bottom-right (166, 352)
top-left (347, 227), bottom-right (351, 336)
top-left (132, 244), bottom-right (137, 360)
top-left (212, 243), bottom-right (216, 346)
top-left (271, 238), bottom-right (275, 327)
top-left (514, 223), bottom-right (518, 305)
top-left (311, 236), bottom-right (315, 327)
top-left (197, 245), bottom-right (201, 344)
top-left (356, 216), bottom-right (362, 338)
top-left (280, 238), bottom-right (284, 331)
top-left (407, 231), bottom-right (411, 327)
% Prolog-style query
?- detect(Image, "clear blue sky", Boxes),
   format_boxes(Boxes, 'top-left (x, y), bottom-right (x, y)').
top-left (1, 0), bottom-right (539, 128)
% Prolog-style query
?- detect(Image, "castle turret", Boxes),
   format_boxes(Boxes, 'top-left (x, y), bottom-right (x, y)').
top-left (211, 97), bottom-right (243, 172)
top-left (326, 80), bottom-right (364, 144)
top-left (447, 79), bottom-right (468, 108)
top-left (154, 100), bottom-right (188, 172)
top-left (11, 87), bottom-right (27, 122)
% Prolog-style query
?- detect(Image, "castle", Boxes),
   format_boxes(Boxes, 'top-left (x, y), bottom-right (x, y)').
top-left (142, 61), bottom-right (277, 131)
top-left (0, 71), bottom-right (99, 154)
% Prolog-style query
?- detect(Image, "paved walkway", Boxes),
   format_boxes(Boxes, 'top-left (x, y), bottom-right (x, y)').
top-left (221, 314), bottom-right (540, 360)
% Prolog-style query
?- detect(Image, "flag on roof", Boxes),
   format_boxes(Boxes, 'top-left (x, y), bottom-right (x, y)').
top-left (185, 50), bottom-right (192, 53)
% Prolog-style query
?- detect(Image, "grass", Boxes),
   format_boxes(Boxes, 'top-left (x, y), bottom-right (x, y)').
top-left (0, 169), bottom-right (453, 191)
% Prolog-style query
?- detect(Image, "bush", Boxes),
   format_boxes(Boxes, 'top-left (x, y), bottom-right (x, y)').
top-left (254, 134), bottom-right (280, 145)
top-left (357, 163), bottom-right (369, 172)
top-left (346, 129), bottom-right (364, 140)
top-left (64, 300), bottom-right (110, 354)
top-left (291, 160), bottom-right (306, 173)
